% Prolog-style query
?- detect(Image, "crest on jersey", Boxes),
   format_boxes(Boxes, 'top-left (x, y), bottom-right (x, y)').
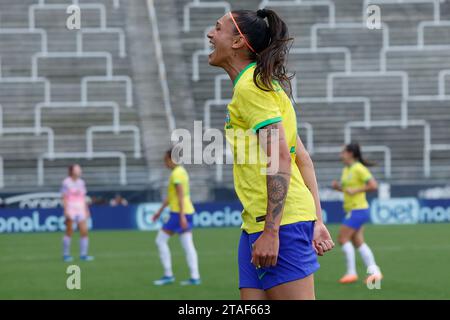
top-left (225, 111), bottom-right (232, 129)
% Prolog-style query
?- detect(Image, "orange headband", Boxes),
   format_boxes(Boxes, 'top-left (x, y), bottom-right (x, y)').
top-left (229, 12), bottom-right (257, 53)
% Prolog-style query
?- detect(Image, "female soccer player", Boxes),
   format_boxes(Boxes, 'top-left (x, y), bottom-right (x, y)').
top-left (332, 143), bottom-right (382, 284)
top-left (152, 149), bottom-right (200, 286)
top-left (61, 164), bottom-right (94, 262)
top-left (207, 8), bottom-right (334, 300)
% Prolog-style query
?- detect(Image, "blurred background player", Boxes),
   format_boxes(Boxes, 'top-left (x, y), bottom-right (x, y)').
top-left (152, 149), bottom-right (200, 286)
top-left (109, 193), bottom-right (129, 207)
top-left (332, 143), bottom-right (382, 284)
top-left (207, 8), bottom-right (334, 300)
top-left (61, 164), bottom-right (94, 262)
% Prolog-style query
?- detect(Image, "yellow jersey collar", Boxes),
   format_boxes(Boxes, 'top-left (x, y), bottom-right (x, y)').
top-left (233, 62), bottom-right (256, 87)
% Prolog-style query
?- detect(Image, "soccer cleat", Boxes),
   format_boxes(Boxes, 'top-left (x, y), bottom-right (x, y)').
top-left (180, 278), bottom-right (201, 286)
top-left (80, 255), bottom-right (95, 262)
top-left (339, 274), bottom-right (358, 284)
top-left (63, 255), bottom-right (74, 262)
top-left (364, 273), bottom-right (383, 284)
top-left (154, 276), bottom-right (175, 286)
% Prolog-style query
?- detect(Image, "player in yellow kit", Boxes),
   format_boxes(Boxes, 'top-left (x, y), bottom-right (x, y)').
top-left (332, 143), bottom-right (382, 284)
top-left (152, 148), bottom-right (200, 286)
top-left (207, 8), bottom-right (334, 299)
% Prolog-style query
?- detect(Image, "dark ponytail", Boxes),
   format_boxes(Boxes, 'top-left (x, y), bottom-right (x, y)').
top-left (231, 8), bottom-right (294, 96)
top-left (345, 142), bottom-right (374, 167)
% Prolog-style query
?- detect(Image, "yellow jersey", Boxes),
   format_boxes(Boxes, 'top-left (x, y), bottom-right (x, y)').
top-left (225, 62), bottom-right (317, 234)
top-left (340, 162), bottom-right (373, 213)
top-left (167, 166), bottom-right (195, 214)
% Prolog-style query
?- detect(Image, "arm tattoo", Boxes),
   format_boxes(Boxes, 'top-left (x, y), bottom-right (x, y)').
top-left (266, 173), bottom-right (289, 228)
top-left (267, 175), bottom-right (288, 204)
top-left (258, 123), bottom-right (291, 231)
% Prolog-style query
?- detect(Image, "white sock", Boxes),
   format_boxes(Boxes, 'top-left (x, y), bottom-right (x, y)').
top-left (342, 242), bottom-right (357, 275)
top-left (179, 232), bottom-right (200, 280)
top-left (358, 243), bottom-right (381, 275)
top-left (155, 230), bottom-right (173, 277)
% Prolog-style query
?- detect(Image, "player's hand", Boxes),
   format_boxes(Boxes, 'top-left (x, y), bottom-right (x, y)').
top-left (251, 230), bottom-right (279, 268)
top-left (344, 187), bottom-right (358, 195)
top-left (332, 180), bottom-right (340, 190)
top-left (179, 214), bottom-right (188, 230)
top-left (152, 212), bottom-right (161, 222)
top-left (313, 221), bottom-right (334, 256)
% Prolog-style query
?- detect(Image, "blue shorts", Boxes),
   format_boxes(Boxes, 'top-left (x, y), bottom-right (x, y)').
top-left (162, 212), bottom-right (194, 233)
top-left (342, 208), bottom-right (370, 230)
top-left (238, 221), bottom-right (320, 291)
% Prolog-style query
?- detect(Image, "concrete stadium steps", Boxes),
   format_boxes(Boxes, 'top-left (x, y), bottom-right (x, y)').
top-left (423, 25), bottom-right (450, 46)
top-left (0, 33), bottom-right (43, 77)
top-left (408, 100), bottom-right (450, 144)
top-left (264, 3), bottom-right (332, 48)
top-left (1, 157), bottom-right (149, 190)
top-left (369, 2), bottom-right (436, 46)
top-left (0, 134), bottom-right (50, 159)
top-left (297, 101), bottom-right (367, 144)
top-left (316, 27), bottom-right (384, 72)
top-left (172, 0), bottom-right (450, 187)
top-left (386, 50), bottom-right (450, 96)
top-left (33, 7), bottom-right (126, 55)
top-left (82, 82), bottom-right (132, 108)
top-left (443, 0), bottom-right (450, 19)
top-left (88, 132), bottom-right (141, 156)
top-left (0, 82), bottom-right (47, 127)
top-left (289, 52), bottom-right (348, 97)
top-left (329, 75), bottom-right (405, 121)
top-left (311, 152), bottom-right (388, 185)
top-left (348, 125), bottom-right (427, 182)
top-left (35, 56), bottom-right (130, 77)
top-left (39, 106), bottom-right (138, 150)
top-left (0, 0), bottom-right (153, 192)
top-left (333, 0), bottom-right (367, 23)
top-left (0, 0), bottom-right (36, 28)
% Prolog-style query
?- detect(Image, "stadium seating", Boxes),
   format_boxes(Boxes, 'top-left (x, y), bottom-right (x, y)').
top-left (0, 0), bottom-right (150, 192)
top-left (175, 0), bottom-right (450, 187)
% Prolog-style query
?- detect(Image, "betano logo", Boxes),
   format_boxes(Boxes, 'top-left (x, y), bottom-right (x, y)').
top-left (371, 198), bottom-right (450, 224)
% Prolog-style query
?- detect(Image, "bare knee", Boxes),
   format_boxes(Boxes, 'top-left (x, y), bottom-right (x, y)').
top-left (266, 274), bottom-right (315, 300)
top-left (339, 226), bottom-right (356, 245)
top-left (338, 233), bottom-right (350, 245)
top-left (65, 220), bottom-right (73, 237)
top-left (352, 236), bottom-right (364, 248)
top-left (240, 288), bottom-right (267, 300)
top-left (78, 222), bottom-right (89, 237)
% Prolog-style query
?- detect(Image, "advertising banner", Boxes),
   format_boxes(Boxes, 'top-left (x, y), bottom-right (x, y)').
top-left (1, 198), bottom-right (449, 233)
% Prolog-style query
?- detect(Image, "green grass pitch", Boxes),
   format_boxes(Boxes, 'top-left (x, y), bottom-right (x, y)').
top-left (1, 224), bottom-right (449, 299)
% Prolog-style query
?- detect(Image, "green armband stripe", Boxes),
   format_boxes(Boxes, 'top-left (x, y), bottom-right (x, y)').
top-left (252, 117), bottom-right (282, 133)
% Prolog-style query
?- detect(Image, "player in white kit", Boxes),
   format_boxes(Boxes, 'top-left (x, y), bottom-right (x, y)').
top-left (61, 164), bottom-right (94, 262)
